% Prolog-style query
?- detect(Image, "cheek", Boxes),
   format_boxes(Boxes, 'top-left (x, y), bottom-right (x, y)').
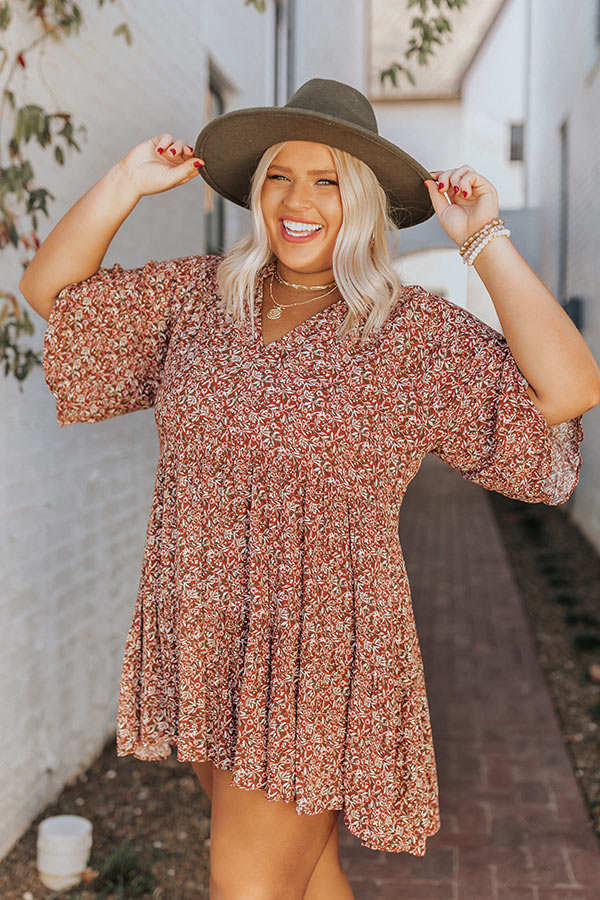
top-left (325, 196), bottom-right (343, 230)
top-left (260, 187), bottom-right (275, 218)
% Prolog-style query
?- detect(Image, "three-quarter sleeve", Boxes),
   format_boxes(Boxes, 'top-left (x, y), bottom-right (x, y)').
top-left (422, 291), bottom-right (584, 506)
top-left (43, 255), bottom-right (201, 427)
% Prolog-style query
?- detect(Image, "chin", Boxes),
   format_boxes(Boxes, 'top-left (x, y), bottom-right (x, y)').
top-left (275, 247), bottom-right (333, 269)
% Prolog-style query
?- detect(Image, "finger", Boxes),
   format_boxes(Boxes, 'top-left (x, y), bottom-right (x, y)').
top-left (448, 165), bottom-right (476, 198)
top-left (454, 170), bottom-right (480, 199)
top-left (423, 177), bottom-right (452, 213)
top-left (165, 139), bottom-right (187, 159)
top-left (433, 169), bottom-right (454, 194)
top-left (153, 133), bottom-right (175, 155)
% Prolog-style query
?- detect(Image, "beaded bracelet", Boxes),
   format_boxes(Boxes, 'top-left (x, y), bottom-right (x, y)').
top-left (460, 217), bottom-right (504, 253)
top-left (462, 226), bottom-right (511, 265)
top-left (459, 218), bottom-right (511, 266)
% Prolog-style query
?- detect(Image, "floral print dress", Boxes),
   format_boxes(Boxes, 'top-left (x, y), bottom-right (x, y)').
top-left (42, 253), bottom-right (584, 854)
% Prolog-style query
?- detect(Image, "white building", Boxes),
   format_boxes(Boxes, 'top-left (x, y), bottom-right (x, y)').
top-left (0, 0), bottom-right (367, 860)
top-left (370, 0), bottom-right (524, 331)
top-left (370, 0), bottom-right (600, 550)
top-left (525, 0), bottom-right (600, 550)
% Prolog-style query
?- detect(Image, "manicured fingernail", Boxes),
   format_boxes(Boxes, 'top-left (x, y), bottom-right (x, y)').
top-left (453, 185), bottom-right (459, 193)
top-left (193, 160), bottom-right (204, 168)
top-left (462, 190), bottom-right (468, 197)
top-left (156, 147), bottom-right (164, 154)
top-left (186, 145), bottom-right (193, 153)
top-left (437, 182), bottom-right (444, 190)
top-left (170, 148), bottom-right (176, 155)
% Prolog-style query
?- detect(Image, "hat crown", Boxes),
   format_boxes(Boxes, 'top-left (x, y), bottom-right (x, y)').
top-left (283, 78), bottom-right (379, 135)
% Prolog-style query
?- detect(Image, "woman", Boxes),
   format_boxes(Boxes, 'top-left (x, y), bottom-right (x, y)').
top-left (20, 78), bottom-right (600, 899)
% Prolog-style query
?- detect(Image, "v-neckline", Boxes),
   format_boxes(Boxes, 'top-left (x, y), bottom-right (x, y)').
top-left (255, 260), bottom-right (345, 350)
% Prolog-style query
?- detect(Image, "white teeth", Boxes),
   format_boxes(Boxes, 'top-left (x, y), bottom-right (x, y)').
top-left (282, 219), bottom-right (322, 234)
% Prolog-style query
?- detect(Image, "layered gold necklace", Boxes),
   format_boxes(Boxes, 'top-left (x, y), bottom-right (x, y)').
top-left (265, 267), bottom-right (339, 320)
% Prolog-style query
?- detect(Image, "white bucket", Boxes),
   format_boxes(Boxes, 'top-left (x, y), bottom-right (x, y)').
top-left (36, 815), bottom-right (93, 891)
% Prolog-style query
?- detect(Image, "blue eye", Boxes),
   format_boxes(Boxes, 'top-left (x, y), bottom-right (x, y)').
top-left (266, 174), bottom-right (338, 185)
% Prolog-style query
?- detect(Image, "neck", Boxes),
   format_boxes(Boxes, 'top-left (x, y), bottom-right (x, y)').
top-left (276, 260), bottom-right (335, 287)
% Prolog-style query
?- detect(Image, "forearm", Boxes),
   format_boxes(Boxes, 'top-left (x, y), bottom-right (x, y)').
top-left (19, 161), bottom-right (140, 321)
top-left (473, 234), bottom-right (600, 424)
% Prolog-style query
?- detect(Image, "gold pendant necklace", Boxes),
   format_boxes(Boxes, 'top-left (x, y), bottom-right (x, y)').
top-left (266, 274), bottom-right (339, 320)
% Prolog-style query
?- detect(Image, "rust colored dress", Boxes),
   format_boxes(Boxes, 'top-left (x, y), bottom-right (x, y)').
top-left (42, 253), bottom-right (584, 854)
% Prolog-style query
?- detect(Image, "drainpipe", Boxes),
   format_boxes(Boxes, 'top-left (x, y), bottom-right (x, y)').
top-left (524, 0), bottom-right (532, 208)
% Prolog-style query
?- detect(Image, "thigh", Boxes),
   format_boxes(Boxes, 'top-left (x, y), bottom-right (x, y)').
top-left (209, 766), bottom-right (340, 900)
top-left (191, 759), bottom-right (215, 802)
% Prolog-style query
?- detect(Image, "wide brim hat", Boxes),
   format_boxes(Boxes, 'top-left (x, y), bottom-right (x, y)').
top-left (194, 78), bottom-right (435, 230)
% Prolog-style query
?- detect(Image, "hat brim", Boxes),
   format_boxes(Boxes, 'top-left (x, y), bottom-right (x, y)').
top-left (194, 107), bottom-right (435, 230)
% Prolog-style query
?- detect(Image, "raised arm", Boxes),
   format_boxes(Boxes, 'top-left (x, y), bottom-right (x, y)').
top-left (424, 166), bottom-right (600, 426)
top-left (19, 134), bottom-right (204, 321)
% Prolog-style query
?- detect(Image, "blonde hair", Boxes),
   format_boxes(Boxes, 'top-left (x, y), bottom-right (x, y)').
top-left (215, 141), bottom-right (406, 344)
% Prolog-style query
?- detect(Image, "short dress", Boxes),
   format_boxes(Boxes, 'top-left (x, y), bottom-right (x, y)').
top-left (42, 253), bottom-right (584, 854)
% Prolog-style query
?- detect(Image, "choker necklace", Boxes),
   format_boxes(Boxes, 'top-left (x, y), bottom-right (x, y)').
top-left (275, 267), bottom-right (336, 291)
top-left (266, 275), bottom-right (338, 320)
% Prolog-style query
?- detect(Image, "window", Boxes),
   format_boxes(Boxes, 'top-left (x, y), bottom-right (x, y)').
top-left (509, 123), bottom-right (524, 162)
top-left (273, 0), bottom-right (296, 104)
top-left (204, 71), bottom-right (226, 255)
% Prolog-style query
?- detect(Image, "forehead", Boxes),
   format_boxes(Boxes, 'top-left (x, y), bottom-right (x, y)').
top-left (269, 140), bottom-right (336, 169)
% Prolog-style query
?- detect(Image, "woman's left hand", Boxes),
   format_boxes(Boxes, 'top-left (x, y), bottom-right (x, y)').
top-left (424, 166), bottom-right (500, 247)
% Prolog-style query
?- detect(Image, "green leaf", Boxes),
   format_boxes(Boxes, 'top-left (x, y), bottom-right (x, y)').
top-left (13, 109), bottom-right (23, 145)
top-left (54, 145), bottom-right (64, 165)
top-left (0, 2), bottom-right (11, 30)
top-left (113, 22), bottom-right (132, 45)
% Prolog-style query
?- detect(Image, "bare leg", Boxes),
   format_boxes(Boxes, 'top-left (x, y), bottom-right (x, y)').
top-left (302, 821), bottom-right (355, 899)
top-left (190, 761), bottom-right (354, 899)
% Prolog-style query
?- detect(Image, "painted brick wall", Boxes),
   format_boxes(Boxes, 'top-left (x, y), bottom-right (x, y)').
top-left (0, 0), bottom-right (271, 862)
top-left (0, 0), bottom-right (367, 860)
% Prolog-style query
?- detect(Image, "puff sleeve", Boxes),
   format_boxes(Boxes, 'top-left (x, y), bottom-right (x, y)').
top-left (422, 292), bottom-right (584, 506)
top-left (43, 255), bottom-right (202, 427)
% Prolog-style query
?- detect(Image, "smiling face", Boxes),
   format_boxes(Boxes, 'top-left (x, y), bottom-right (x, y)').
top-left (260, 141), bottom-right (343, 281)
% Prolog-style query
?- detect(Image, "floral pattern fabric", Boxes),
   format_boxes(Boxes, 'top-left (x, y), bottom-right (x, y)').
top-left (43, 253), bottom-right (584, 854)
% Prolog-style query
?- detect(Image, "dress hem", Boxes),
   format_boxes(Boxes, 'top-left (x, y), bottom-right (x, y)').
top-left (116, 737), bottom-right (441, 856)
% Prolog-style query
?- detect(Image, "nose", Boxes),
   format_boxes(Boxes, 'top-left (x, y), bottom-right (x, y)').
top-left (282, 178), bottom-right (312, 210)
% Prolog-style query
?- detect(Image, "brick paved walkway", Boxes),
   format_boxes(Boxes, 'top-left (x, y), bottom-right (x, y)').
top-left (338, 454), bottom-right (600, 900)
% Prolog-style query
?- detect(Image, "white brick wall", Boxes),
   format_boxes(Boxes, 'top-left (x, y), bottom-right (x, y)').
top-left (1, 0), bottom-right (367, 860)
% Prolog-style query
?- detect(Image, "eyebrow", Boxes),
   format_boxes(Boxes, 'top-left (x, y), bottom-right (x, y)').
top-left (268, 164), bottom-right (337, 176)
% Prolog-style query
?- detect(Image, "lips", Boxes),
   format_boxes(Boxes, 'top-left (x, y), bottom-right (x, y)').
top-left (279, 218), bottom-right (324, 243)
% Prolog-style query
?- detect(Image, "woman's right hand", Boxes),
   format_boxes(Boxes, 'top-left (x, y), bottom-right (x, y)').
top-left (117, 132), bottom-right (205, 199)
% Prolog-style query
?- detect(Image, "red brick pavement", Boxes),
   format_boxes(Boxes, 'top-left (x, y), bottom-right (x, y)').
top-left (338, 454), bottom-right (600, 900)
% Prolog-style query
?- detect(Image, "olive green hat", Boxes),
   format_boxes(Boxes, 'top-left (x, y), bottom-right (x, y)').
top-left (194, 77), bottom-right (435, 230)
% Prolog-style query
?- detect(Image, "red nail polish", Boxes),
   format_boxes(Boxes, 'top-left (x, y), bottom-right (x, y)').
top-left (453, 185), bottom-right (459, 193)
top-left (156, 147), bottom-right (164, 154)
top-left (193, 161), bottom-right (204, 168)
top-left (187, 145), bottom-right (193, 153)
top-left (170, 148), bottom-right (176, 155)
top-left (462, 190), bottom-right (468, 197)
top-left (437, 182), bottom-right (444, 190)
